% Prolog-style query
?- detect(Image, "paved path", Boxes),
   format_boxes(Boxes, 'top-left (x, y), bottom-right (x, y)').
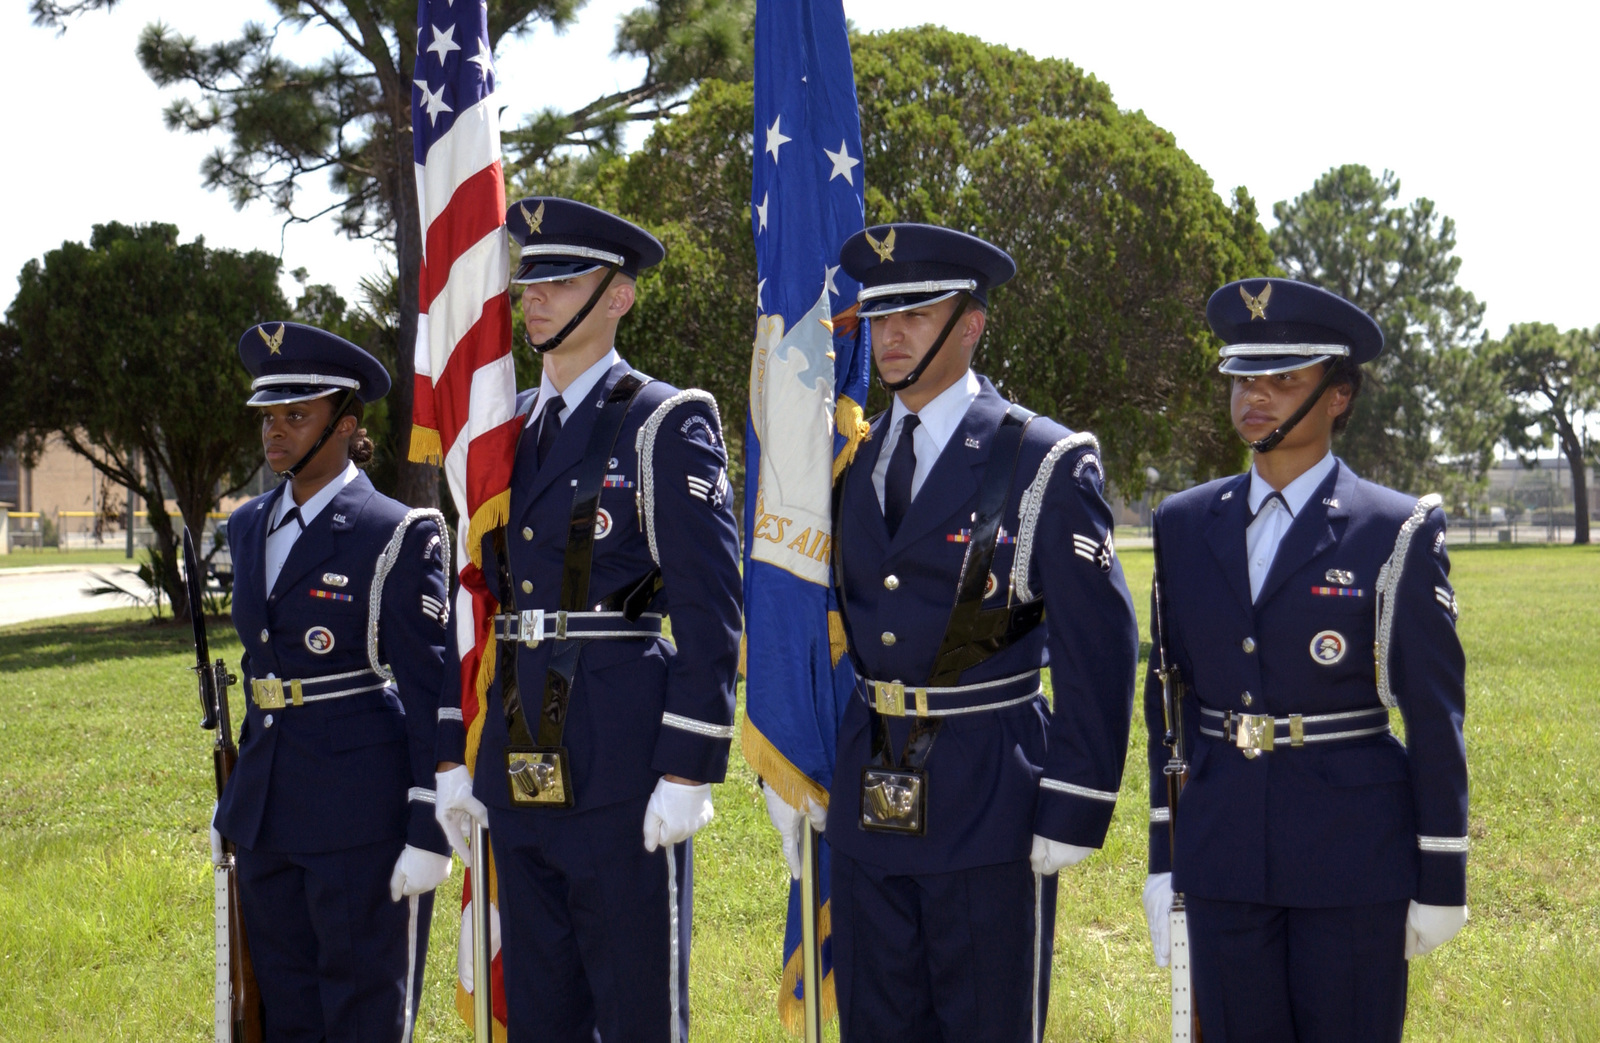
top-left (0, 565), bottom-right (156, 627)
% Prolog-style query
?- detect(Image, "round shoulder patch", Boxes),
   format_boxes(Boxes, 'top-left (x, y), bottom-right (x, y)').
top-left (305, 626), bottom-right (336, 655)
top-left (1309, 630), bottom-right (1346, 666)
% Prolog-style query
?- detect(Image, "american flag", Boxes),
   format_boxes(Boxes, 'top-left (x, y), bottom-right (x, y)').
top-left (407, 0), bottom-right (515, 1032)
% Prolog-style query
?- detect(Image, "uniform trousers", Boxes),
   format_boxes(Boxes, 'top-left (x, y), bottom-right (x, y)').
top-left (488, 794), bottom-right (692, 1043)
top-left (236, 837), bottom-right (431, 1043)
top-left (1187, 896), bottom-right (1409, 1043)
top-left (831, 850), bottom-right (1055, 1043)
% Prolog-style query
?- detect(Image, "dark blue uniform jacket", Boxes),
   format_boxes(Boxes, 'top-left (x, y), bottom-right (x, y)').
top-left (218, 472), bottom-right (452, 856)
top-left (1146, 460), bottom-right (1468, 908)
top-left (437, 362), bottom-right (742, 810)
top-left (827, 378), bottom-right (1139, 874)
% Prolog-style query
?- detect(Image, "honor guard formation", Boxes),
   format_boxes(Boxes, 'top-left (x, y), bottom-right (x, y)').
top-left (206, 202), bottom-right (1467, 1042)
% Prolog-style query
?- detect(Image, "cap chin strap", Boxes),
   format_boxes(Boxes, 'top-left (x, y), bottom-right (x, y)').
top-left (877, 295), bottom-right (972, 393)
top-left (275, 389), bottom-right (358, 481)
top-left (1247, 364), bottom-right (1340, 454)
top-left (524, 267), bottom-right (619, 355)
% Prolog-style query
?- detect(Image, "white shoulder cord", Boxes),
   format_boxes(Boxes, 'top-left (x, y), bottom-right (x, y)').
top-left (1374, 493), bottom-right (1442, 708)
top-left (368, 508), bottom-right (451, 681)
top-left (634, 390), bottom-right (723, 567)
top-left (1012, 432), bottom-right (1100, 602)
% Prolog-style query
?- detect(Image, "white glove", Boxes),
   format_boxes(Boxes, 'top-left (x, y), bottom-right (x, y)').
top-left (209, 803), bottom-right (223, 866)
top-left (1143, 872), bottom-right (1174, 967)
top-left (434, 765), bottom-right (488, 862)
top-left (1028, 834), bottom-right (1094, 875)
top-left (763, 784), bottom-right (805, 879)
top-left (643, 778), bottom-right (714, 852)
top-left (1404, 901), bottom-right (1468, 959)
top-left (761, 784), bottom-right (828, 880)
top-left (389, 844), bottom-right (453, 901)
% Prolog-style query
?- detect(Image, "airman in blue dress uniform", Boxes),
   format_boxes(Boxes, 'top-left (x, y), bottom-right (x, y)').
top-left (431, 198), bottom-right (742, 1043)
top-left (216, 322), bottom-right (454, 1042)
top-left (1141, 278), bottom-right (1470, 1042)
top-left (804, 223), bottom-right (1139, 1042)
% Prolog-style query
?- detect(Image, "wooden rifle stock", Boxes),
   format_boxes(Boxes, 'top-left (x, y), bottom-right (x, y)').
top-left (184, 528), bottom-right (265, 1043)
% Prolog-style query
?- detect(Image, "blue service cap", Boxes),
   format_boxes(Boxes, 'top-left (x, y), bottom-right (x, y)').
top-left (1208, 278), bottom-right (1383, 375)
top-left (506, 197), bottom-right (665, 285)
top-left (238, 321), bottom-right (391, 407)
top-left (840, 223), bottom-right (1016, 318)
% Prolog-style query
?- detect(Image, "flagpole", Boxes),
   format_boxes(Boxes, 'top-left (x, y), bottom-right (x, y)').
top-left (799, 823), bottom-right (823, 1043)
top-left (472, 823), bottom-right (493, 1043)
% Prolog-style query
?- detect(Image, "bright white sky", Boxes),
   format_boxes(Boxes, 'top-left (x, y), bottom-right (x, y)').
top-left (5, 0), bottom-right (1596, 341)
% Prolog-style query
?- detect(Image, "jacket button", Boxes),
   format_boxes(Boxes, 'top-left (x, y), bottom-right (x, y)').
top-left (1242, 637), bottom-right (1256, 653)
top-left (881, 632), bottom-right (897, 646)
top-left (883, 575), bottom-right (899, 590)
top-left (259, 629), bottom-right (269, 644)
top-left (263, 714), bottom-right (275, 728)
top-left (522, 527), bottom-right (534, 541)
top-left (520, 580), bottom-right (533, 594)
top-left (1241, 691), bottom-right (1254, 707)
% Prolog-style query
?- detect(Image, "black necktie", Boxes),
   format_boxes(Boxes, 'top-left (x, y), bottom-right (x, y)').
top-left (269, 506), bottom-right (302, 536)
top-left (536, 395), bottom-right (565, 466)
top-left (883, 414), bottom-right (920, 538)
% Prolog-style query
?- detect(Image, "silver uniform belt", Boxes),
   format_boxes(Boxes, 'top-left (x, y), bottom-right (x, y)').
top-left (492, 609), bottom-right (664, 648)
top-left (1199, 705), bottom-right (1391, 758)
top-left (250, 668), bottom-right (389, 709)
top-left (863, 670), bottom-right (1042, 718)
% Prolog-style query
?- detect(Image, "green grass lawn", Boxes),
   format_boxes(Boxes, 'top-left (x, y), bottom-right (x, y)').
top-left (1, 544), bottom-right (1596, 1040)
top-left (0, 548), bottom-right (145, 569)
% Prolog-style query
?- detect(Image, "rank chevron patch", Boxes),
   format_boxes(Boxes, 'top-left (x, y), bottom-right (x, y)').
top-left (1072, 531), bottom-right (1115, 572)
top-left (686, 467), bottom-right (729, 509)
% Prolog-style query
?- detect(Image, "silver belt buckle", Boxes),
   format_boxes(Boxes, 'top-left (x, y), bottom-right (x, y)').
top-left (1235, 713), bottom-right (1274, 759)
top-left (517, 609), bottom-right (545, 647)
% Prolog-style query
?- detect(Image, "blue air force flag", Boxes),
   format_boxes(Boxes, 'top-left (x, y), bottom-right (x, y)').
top-left (740, 0), bottom-right (870, 1030)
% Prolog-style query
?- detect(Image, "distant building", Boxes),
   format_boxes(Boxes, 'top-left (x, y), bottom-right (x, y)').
top-left (1484, 455), bottom-right (1598, 521)
top-left (3, 435), bottom-right (268, 549)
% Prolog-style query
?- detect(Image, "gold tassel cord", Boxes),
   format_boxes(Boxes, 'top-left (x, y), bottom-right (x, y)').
top-left (831, 395), bottom-right (871, 481)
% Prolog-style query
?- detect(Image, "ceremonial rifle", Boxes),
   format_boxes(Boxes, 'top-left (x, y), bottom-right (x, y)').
top-left (1152, 530), bottom-right (1201, 1043)
top-left (184, 527), bottom-right (265, 1043)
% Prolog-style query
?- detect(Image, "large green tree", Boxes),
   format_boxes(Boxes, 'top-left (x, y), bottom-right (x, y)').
top-left (0, 223), bottom-right (288, 617)
top-left (32, 0), bottom-right (754, 506)
top-left (538, 26), bottom-right (1272, 492)
top-left (1483, 322), bottom-right (1599, 545)
top-left (1270, 165), bottom-right (1492, 493)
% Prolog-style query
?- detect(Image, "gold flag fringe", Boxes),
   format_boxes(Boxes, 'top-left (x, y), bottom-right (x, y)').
top-left (463, 491), bottom-right (511, 569)
top-left (408, 425), bottom-right (444, 466)
top-left (740, 719), bottom-right (829, 814)
top-left (777, 899), bottom-right (838, 1035)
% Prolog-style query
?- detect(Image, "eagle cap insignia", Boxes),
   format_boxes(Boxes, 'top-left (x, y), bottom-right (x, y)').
top-left (1239, 282), bottom-right (1272, 321)
top-left (258, 323), bottom-right (286, 355)
top-left (520, 200), bottom-right (545, 234)
top-left (864, 227), bottom-right (896, 263)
